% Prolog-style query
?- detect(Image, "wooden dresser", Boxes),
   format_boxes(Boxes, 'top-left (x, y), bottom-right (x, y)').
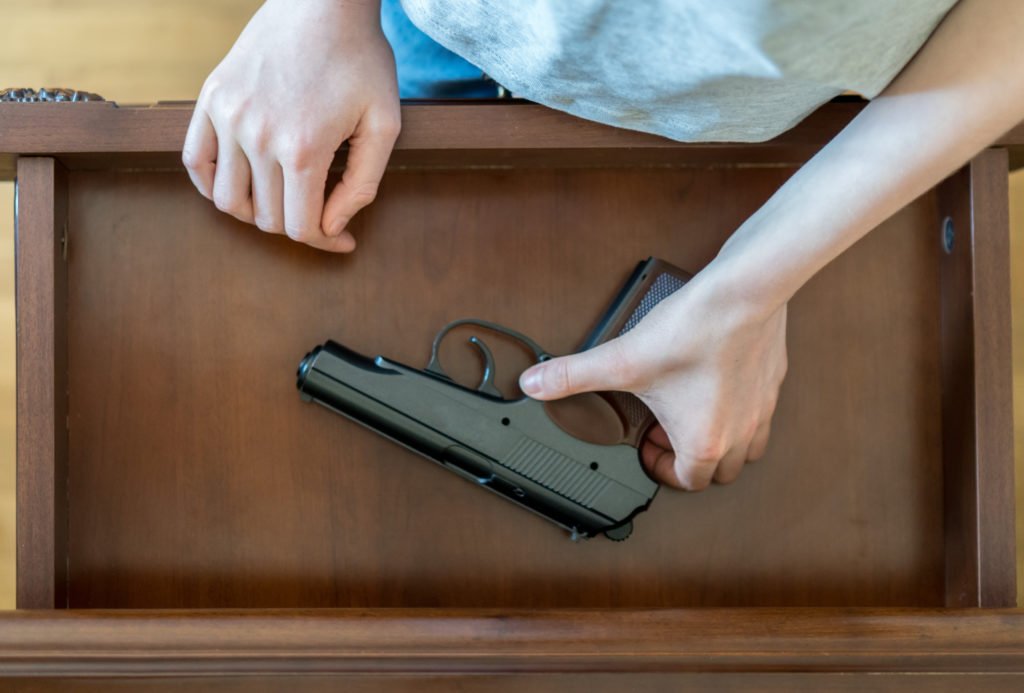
top-left (1, 99), bottom-right (1023, 690)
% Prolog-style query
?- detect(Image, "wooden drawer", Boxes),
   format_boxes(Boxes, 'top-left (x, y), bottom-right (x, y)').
top-left (2, 100), bottom-right (1022, 687)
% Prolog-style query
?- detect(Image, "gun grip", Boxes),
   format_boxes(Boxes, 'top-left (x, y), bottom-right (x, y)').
top-left (600, 391), bottom-right (657, 448)
top-left (580, 257), bottom-right (693, 451)
top-left (543, 392), bottom-right (631, 447)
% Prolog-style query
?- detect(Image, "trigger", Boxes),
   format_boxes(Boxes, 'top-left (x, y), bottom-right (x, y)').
top-left (469, 336), bottom-right (504, 398)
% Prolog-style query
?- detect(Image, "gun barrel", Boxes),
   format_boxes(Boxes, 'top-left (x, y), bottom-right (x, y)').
top-left (298, 342), bottom-right (461, 463)
top-left (297, 340), bottom-right (656, 540)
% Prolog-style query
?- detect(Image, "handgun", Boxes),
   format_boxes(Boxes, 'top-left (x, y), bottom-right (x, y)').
top-left (296, 257), bottom-right (691, 541)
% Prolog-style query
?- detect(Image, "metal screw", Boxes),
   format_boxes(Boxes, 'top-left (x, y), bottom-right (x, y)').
top-left (942, 216), bottom-right (955, 254)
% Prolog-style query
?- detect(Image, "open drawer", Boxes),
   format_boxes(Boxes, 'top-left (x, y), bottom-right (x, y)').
top-left (2, 100), bottom-right (1022, 687)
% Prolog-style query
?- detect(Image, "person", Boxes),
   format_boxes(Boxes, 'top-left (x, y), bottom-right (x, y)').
top-left (183, 0), bottom-right (1023, 492)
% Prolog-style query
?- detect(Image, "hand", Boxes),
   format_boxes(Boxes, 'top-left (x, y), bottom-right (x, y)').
top-left (183, 0), bottom-right (399, 252)
top-left (519, 273), bottom-right (788, 490)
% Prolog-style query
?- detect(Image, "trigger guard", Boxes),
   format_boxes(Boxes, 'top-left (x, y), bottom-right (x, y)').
top-left (424, 318), bottom-right (554, 378)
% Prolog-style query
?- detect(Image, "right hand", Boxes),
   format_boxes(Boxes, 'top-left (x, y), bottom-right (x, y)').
top-left (520, 267), bottom-right (789, 492)
top-left (183, 0), bottom-right (400, 252)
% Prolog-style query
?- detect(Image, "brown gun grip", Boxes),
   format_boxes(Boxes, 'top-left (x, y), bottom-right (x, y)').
top-left (581, 258), bottom-right (692, 448)
top-left (602, 391), bottom-right (657, 448)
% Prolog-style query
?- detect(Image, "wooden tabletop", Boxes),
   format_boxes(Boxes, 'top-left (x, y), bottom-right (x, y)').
top-left (3, 99), bottom-right (1022, 178)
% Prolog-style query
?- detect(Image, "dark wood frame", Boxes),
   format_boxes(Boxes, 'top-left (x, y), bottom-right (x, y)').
top-left (937, 150), bottom-right (1017, 607)
top-left (14, 156), bottom-right (69, 609)
top-left (0, 609), bottom-right (1023, 678)
top-left (1, 99), bottom-right (1022, 175)
top-left (3, 101), bottom-right (1022, 683)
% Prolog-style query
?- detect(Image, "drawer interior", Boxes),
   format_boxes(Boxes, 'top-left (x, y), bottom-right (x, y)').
top-left (63, 165), bottom-right (944, 608)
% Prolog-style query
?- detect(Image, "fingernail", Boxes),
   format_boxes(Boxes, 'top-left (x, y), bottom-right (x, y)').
top-left (520, 367), bottom-right (543, 397)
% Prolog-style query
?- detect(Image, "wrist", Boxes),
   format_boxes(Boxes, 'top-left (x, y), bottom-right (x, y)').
top-left (689, 244), bottom-right (794, 323)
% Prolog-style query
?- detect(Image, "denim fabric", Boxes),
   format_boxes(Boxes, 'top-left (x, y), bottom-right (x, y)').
top-left (381, 0), bottom-right (497, 98)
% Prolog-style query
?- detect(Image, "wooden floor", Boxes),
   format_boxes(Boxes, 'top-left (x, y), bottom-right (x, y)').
top-left (1, 0), bottom-right (1022, 608)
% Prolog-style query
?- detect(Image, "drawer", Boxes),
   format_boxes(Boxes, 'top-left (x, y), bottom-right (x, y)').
top-left (3, 100), bottom-right (1022, 686)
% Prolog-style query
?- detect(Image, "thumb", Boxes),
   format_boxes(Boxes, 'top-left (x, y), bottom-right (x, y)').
top-left (321, 113), bottom-right (400, 237)
top-left (519, 341), bottom-right (633, 401)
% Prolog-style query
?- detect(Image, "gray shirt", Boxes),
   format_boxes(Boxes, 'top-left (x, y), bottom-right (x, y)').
top-left (400, 0), bottom-right (958, 142)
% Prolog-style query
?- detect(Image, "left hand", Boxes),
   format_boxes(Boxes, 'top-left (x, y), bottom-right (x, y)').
top-left (518, 273), bottom-right (788, 490)
top-left (182, 0), bottom-right (400, 252)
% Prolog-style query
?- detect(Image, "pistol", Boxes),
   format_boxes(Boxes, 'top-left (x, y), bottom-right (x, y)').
top-left (296, 258), bottom-right (691, 541)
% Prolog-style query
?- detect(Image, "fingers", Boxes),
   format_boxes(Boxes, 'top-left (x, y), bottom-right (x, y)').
top-left (640, 420), bottom-right (771, 490)
top-left (520, 339), bottom-right (636, 401)
top-left (281, 162), bottom-right (356, 250)
top-left (747, 421), bottom-right (772, 460)
top-left (185, 103), bottom-right (394, 254)
top-left (646, 423), bottom-right (671, 449)
top-left (182, 108), bottom-right (218, 199)
top-left (249, 157), bottom-right (284, 234)
top-left (197, 125), bottom-right (361, 253)
top-left (321, 113), bottom-right (400, 238)
top-left (640, 438), bottom-right (683, 488)
top-left (211, 137), bottom-right (254, 224)
top-left (673, 449), bottom-right (720, 492)
top-left (713, 443), bottom-right (749, 484)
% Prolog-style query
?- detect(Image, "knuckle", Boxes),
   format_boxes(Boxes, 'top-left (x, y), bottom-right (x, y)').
top-left (279, 135), bottom-right (320, 173)
top-left (220, 100), bottom-right (250, 130)
top-left (195, 82), bottom-right (218, 111)
top-left (200, 76), bottom-right (223, 100)
top-left (348, 183), bottom-right (379, 206)
top-left (370, 115), bottom-right (402, 140)
top-left (691, 435), bottom-right (728, 465)
top-left (243, 121), bottom-right (273, 155)
top-left (544, 361), bottom-right (573, 394)
top-left (284, 222), bottom-right (316, 241)
top-left (212, 192), bottom-right (231, 213)
top-left (181, 147), bottom-right (203, 171)
top-left (680, 469), bottom-right (712, 492)
top-left (254, 216), bottom-right (282, 234)
top-left (213, 190), bottom-right (243, 216)
top-left (212, 103), bottom-right (240, 130)
top-left (280, 149), bottom-right (316, 174)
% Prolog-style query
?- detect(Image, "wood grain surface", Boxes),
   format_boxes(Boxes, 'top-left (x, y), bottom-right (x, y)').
top-left (4, 99), bottom-right (1024, 180)
top-left (2, 98), bottom-right (1024, 178)
top-left (0, 99), bottom-right (856, 182)
top-left (1, 608), bottom-right (1023, 676)
top-left (0, 175), bottom-right (12, 609)
top-left (0, 0), bottom-right (265, 615)
top-left (53, 163), bottom-right (947, 609)
top-left (14, 158), bottom-right (69, 609)
top-left (7, 675), bottom-right (1024, 693)
top-left (3, 0), bottom-right (1024, 616)
top-left (939, 151), bottom-right (1017, 607)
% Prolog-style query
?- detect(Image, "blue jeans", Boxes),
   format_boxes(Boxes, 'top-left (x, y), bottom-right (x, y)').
top-left (381, 0), bottom-right (498, 98)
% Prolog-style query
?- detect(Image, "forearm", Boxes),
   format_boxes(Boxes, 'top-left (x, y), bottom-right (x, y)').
top-left (705, 0), bottom-right (1024, 313)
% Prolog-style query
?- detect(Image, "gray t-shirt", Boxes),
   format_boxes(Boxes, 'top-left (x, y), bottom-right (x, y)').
top-left (400, 0), bottom-right (958, 142)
